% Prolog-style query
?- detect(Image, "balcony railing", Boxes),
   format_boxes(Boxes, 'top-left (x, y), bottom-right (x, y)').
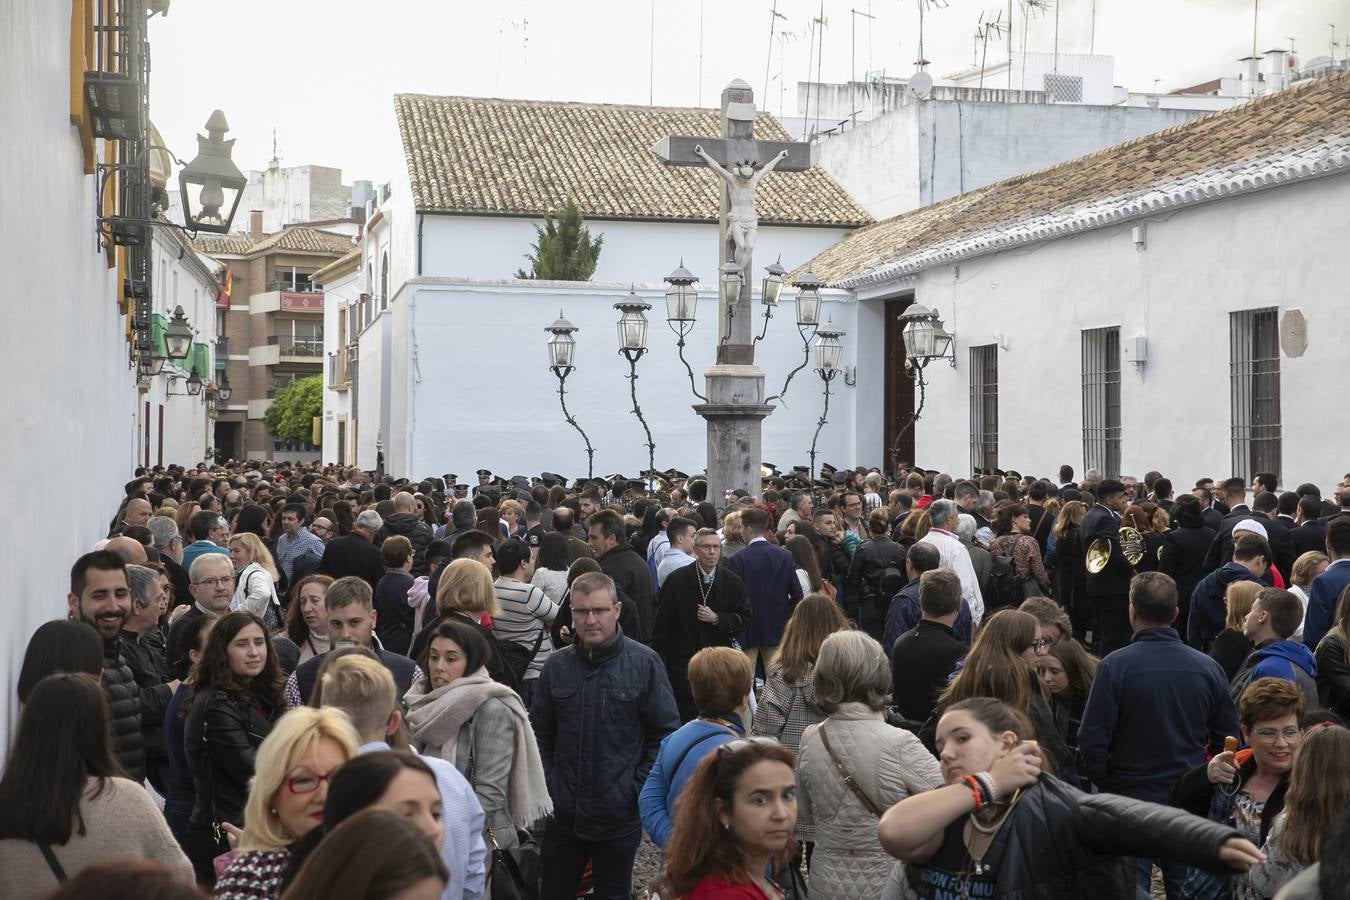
top-left (267, 282), bottom-right (319, 294)
top-left (215, 337), bottom-right (229, 368)
top-left (267, 335), bottom-right (324, 357)
top-left (327, 346), bottom-right (354, 390)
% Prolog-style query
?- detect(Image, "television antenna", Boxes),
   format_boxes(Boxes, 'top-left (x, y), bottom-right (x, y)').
top-left (975, 9), bottom-right (1009, 90)
top-left (915, 0), bottom-right (948, 72)
top-left (1016, 0), bottom-right (1052, 88)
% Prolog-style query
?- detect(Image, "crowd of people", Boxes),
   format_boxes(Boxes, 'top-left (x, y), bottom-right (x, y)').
top-left (3, 460), bottom-right (1350, 899)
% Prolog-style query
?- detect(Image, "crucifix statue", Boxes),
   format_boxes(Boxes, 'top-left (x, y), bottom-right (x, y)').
top-left (651, 79), bottom-right (813, 501)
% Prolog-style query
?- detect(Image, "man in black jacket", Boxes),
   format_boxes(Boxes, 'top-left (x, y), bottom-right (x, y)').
top-left (67, 550), bottom-right (144, 782)
top-left (121, 564), bottom-right (178, 794)
top-left (651, 528), bottom-right (752, 721)
top-left (1291, 495), bottom-right (1328, 556)
top-left (1081, 479), bottom-right (1133, 655)
top-left (319, 508), bottom-right (386, 591)
top-left (588, 509), bottom-right (654, 643)
top-left (890, 568), bottom-right (967, 724)
top-left (375, 491), bottom-right (434, 575)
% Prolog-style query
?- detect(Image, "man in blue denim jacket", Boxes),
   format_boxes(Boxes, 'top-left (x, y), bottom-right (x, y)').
top-left (531, 571), bottom-right (679, 900)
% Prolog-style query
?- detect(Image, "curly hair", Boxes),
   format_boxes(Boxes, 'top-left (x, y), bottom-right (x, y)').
top-left (187, 611), bottom-right (284, 713)
top-left (940, 609), bottom-right (1040, 713)
top-left (661, 741), bottom-right (798, 896)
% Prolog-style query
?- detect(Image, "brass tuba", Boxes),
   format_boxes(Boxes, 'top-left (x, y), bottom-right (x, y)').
top-left (1085, 527), bottom-right (1146, 574)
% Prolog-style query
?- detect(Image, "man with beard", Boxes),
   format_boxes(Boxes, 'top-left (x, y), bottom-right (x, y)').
top-left (66, 550), bottom-right (144, 782)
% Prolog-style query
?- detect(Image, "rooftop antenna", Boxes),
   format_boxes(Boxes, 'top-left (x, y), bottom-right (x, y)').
top-left (1089, 0), bottom-right (1097, 54)
top-left (915, 0), bottom-right (948, 73)
top-left (270, 128), bottom-right (281, 168)
top-left (648, 0), bottom-right (656, 105)
top-left (975, 9), bottom-right (1009, 90)
top-left (1017, 0), bottom-right (1052, 89)
top-left (1332, 24), bottom-right (1342, 61)
top-left (814, 3), bottom-right (829, 139)
top-left (851, 7), bottom-right (876, 127)
top-left (763, 1), bottom-right (787, 109)
top-left (698, 0), bottom-right (705, 106)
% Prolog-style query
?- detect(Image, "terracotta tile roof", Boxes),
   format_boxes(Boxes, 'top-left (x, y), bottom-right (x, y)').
top-left (394, 93), bottom-right (870, 227)
top-left (312, 248), bottom-right (361, 283)
top-left (244, 226), bottom-right (357, 258)
top-left (802, 71), bottom-right (1350, 288)
top-left (191, 232), bottom-right (253, 256)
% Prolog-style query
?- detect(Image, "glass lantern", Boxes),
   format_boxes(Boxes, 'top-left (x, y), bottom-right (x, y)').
top-left (545, 313), bottom-right (578, 370)
top-left (164, 305), bottom-right (194, 360)
top-left (663, 262), bottom-right (698, 324)
top-left (900, 303), bottom-right (939, 360)
top-left (718, 262), bottom-right (744, 309)
top-left (814, 322), bottom-right (846, 374)
top-left (614, 293), bottom-right (651, 353)
top-left (792, 270), bottom-right (824, 327)
top-left (761, 256), bottom-right (787, 307)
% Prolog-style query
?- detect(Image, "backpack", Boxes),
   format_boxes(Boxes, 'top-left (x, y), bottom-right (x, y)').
top-left (986, 553), bottom-right (1025, 612)
top-left (494, 628), bottom-right (545, 689)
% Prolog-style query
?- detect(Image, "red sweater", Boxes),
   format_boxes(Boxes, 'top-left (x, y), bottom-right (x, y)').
top-left (683, 874), bottom-right (775, 900)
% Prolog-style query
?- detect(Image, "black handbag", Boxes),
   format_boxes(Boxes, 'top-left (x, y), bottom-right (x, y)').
top-left (486, 826), bottom-right (542, 900)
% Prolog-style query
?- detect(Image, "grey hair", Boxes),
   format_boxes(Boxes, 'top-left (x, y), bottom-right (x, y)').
top-left (955, 513), bottom-right (978, 544)
top-left (928, 499), bottom-right (957, 529)
top-left (694, 527), bottom-right (721, 545)
top-left (1084, 468), bottom-right (1103, 483)
top-left (813, 630), bottom-right (892, 714)
top-left (188, 552), bottom-right (233, 582)
top-left (125, 564), bottom-right (159, 609)
top-left (147, 516), bottom-right (180, 549)
top-left (975, 490), bottom-right (995, 514)
top-left (451, 499), bottom-right (477, 529)
top-left (355, 509), bottom-right (384, 532)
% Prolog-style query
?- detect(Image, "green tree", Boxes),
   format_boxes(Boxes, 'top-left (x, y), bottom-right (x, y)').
top-left (516, 198), bottom-right (604, 280)
top-left (264, 375), bottom-right (323, 446)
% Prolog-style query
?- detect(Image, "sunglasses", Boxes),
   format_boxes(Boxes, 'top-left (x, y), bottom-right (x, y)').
top-left (717, 736), bottom-right (780, 756)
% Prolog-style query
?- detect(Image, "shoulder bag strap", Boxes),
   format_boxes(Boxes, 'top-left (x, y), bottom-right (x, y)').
top-left (669, 727), bottom-right (735, 780)
top-left (817, 722), bottom-right (885, 818)
top-left (37, 842), bottom-right (67, 882)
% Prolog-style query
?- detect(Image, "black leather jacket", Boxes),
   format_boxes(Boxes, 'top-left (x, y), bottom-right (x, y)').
top-left (184, 686), bottom-right (278, 827)
top-left (968, 775), bottom-right (1240, 898)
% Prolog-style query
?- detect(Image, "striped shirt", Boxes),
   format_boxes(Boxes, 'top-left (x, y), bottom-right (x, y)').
top-left (275, 527), bottom-right (326, 580)
top-left (491, 577), bottom-right (559, 680)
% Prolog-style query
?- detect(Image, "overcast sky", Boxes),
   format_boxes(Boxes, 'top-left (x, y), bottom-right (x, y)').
top-left (148, 0), bottom-right (1345, 188)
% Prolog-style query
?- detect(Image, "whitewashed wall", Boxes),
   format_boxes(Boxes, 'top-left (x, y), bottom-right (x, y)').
top-left (370, 279), bottom-right (862, 481)
top-left (0, 1), bottom-right (139, 750)
top-left (320, 266), bottom-right (360, 464)
top-left (895, 172), bottom-right (1350, 490)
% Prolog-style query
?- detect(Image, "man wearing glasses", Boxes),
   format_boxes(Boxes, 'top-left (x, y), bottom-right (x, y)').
top-left (530, 571), bottom-right (679, 900)
top-left (651, 528), bottom-right (753, 721)
top-left (165, 553), bottom-right (236, 681)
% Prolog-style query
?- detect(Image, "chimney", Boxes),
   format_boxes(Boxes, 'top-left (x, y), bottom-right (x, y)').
top-left (249, 210), bottom-right (263, 241)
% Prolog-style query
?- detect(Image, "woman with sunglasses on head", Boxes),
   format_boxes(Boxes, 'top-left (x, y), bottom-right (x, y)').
top-left (660, 739), bottom-right (799, 900)
top-left (213, 707), bottom-right (360, 899)
top-left (878, 697), bottom-right (1264, 899)
top-left (1171, 677), bottom-right (1305, 899)
top-left (928, 609), bottom-right (1077, 782)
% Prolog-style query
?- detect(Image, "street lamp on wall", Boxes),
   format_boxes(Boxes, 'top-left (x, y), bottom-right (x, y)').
top-left (753, 256), bottom-right (787, 345)
top-left (615, 291), bottom-right (656, 480)
top-left (545, 312), bottom-right (595, 479)
top-left (164, 305), bottom-right (194, 360)
top-left (663, 262), bottom-right (707, 402)
top-left (890, 302), bottom-right (957, 473)
top-left (808, 322), bottom-right (846, 479)
top-left (178, 111), bottom-right (247, 235)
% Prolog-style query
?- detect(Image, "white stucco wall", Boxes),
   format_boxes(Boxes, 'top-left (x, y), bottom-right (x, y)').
top-left (895, 172), bottom-right (1350, 490)
top-left (320, 267), bottom-right (360, 464)
top-left (1, 1), bottom-right (138, 748)
top-left (418, 215), bottom-right (849, 285)
top-left (815, 99), bottom-right (1205, 219)
top-left (372, 279), bottom-right (861, 481)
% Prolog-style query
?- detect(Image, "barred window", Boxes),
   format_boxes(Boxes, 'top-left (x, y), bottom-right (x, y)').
top-left (1230, 308), bottom-right (1281, 483)
top-left (969, 344), bottom-right (998, 473)
top-left (1082, 327), bottom-right (1121, 478)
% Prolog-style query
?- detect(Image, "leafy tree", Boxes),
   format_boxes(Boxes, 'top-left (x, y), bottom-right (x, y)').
top-left (516, 198), bottom-right (604, 280)
top-left (264, 375), bottom-right (323, 446)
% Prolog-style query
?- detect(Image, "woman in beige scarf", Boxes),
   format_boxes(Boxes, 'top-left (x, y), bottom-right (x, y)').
top-left (405, 617), bottom-right (552, 849)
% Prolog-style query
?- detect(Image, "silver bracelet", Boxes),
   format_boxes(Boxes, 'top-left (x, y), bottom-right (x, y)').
top-left (973, 770), bottom-right (998, 805)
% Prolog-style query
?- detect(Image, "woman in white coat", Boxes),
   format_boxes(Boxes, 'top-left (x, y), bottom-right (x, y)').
top-left (796, 630), bottom-right (943, 900)
top-left (229, 532), bottom-right (283, 631)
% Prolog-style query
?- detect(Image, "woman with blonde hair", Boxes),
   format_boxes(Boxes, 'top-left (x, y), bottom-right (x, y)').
top-left (1287, 550), bottom-right (1329, 642)
top-left (1249, 723), bottom-right (1350, 896)
top-left (1210, 580), bottom-right (1264, 681)
top-left (937, 609), bottom-right (1076, 780)
top-left (229, 532), bottom-right (283, 631)
top-left (213, 707), bottom-right (362, 899)
top-left (721, 511), bottom-right (747, 558)
top-left (175, 501), bottom-right (200, 545)
top-left (499, 499), bottom-right (525, 539)
top-left (409, 559), bottom-right (508, 685)
top-left (797, 631), bottom-right (942, 897)
top-left (751, 594), bottom-right (848, 753)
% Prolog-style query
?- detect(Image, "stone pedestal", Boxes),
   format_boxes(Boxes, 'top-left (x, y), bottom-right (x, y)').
top-left (695, 363), bottom-right (774, 504)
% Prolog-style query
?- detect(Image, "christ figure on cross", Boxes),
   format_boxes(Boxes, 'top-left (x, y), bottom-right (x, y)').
top-left (693, 145), bottom-right (790, 270)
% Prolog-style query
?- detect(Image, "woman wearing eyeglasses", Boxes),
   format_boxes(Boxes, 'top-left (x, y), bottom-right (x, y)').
top-left (213, 707), bottom-right (361, 899)
top-left (879, 697), bottom-right (1263, 899)
top-left (660, 739), bottom-right (799, 900)
top-left (1170, 677), bottom-right (1305, 899)
top-left (927, 610), bottom-right (1077, 782)
top-left (184, 612), bottom-right (285, 886)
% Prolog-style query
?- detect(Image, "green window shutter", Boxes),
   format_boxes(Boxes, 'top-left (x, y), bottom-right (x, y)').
top-left (192, 343), bottom-right (210, 379)
top-left (151, 314), bottom-right (168, 358)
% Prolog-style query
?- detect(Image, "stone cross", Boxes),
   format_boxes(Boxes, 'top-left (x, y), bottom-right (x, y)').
top-left (651, 79), bottom-right (812, 501)
top-left (651, 79), bottom-right (812, 362)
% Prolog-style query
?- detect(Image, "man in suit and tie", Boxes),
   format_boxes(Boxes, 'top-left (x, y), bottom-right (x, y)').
top-left (1291, 495), bottom-right (1329, 557)
top-left (727, 507), bottom-right (803, 674)
top-left (1304, 516), bottom-right (1350, 649)
top-left (1082, 479), bottom-right (1133, 655)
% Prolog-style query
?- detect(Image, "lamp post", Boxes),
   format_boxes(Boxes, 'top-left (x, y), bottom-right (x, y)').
top-left (753, 255), bottom-right (787, 344)
top-left (545, 312), bottom-right (595, 479)
top-left (717, 262), bottom-right (743, 344)
top-left (164, 305), bottom-right (194, 360)
top-left (890, 303), bottom-right (955, 473)
top-left (178, 111), bottom-right (247, 235)
top-left (766, 269), bottom-right (824, 403)
top-left (615, 291), bottom-right (656, 480)
top-left (663, 261), bottom-right (707, 402)
top-left (808, 322), bottom-right (846, 478)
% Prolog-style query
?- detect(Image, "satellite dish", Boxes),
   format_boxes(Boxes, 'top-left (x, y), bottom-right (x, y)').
top-left (908, 70), bottom-right (934, 99)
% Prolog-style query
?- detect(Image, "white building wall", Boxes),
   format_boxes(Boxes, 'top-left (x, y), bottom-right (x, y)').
top-left (319, 267), bottom-right (360, 464)
top-left (382, 279), bottom-right (860, 481)
top-left (898, 172), bottom-right (1349, 490)
top-left (418, 215), bottom-right (849, 285)
top-left (0, 0), bottom-right (138, 748)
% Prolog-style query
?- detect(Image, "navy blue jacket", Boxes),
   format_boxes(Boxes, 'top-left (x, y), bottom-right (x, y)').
top-left (1188, 562), bottom-right (1261, 649)
top-left (1305, 559), bottom-right (1350, 649)
top-left (882, 579), bottom-right (973, 656)
top-left (727, 539), bottom-right (803, 648)
top-left (1079, 627), bottom-right (1237, 803)
top-left (530, 627), bottom-right (679, 840)
top-left (293, 643), bottom-right (417, 705)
